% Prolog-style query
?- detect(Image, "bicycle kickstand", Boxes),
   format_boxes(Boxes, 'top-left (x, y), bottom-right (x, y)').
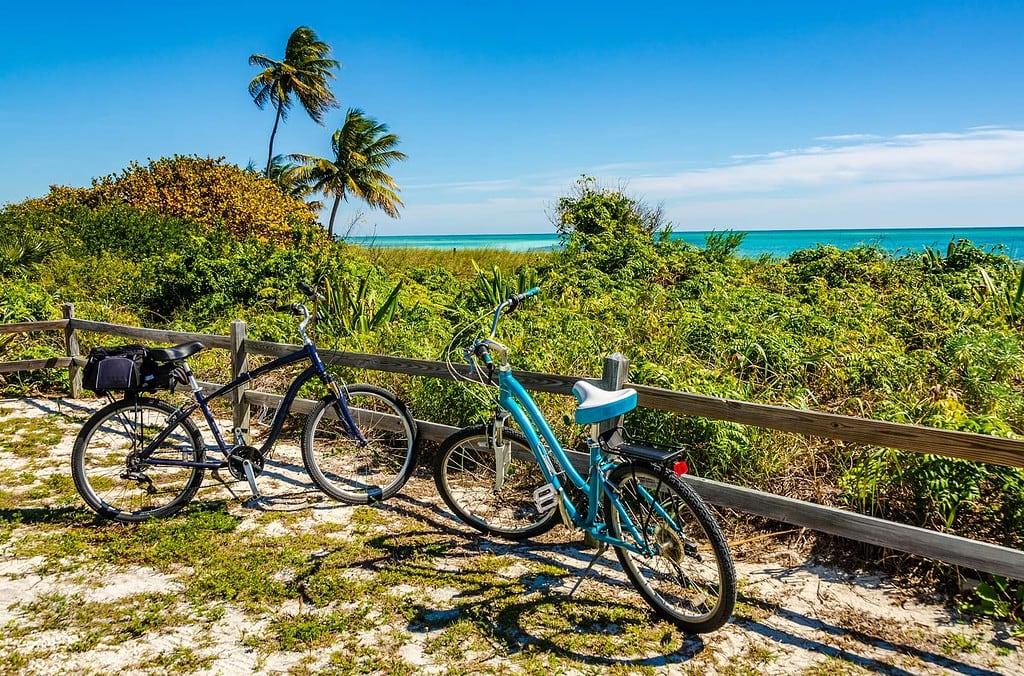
top-left (568, 543), bottom-right (608, 597)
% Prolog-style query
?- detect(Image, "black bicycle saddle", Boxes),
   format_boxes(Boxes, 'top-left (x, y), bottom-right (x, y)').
top-left (147, 341), bottom-right (206, 362)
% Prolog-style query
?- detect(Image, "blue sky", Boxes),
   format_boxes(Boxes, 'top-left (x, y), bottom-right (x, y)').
top-left (2, 1), bottom-right (1023, 236)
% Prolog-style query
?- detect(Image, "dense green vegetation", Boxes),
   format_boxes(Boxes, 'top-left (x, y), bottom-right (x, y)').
top-left (2, 168), bottom-right (1024, 564)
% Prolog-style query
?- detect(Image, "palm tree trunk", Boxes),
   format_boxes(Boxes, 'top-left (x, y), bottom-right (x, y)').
top-left (327, 194), bottom-right (343, 239)
top-left (266, 104), bottom-right (284, 177)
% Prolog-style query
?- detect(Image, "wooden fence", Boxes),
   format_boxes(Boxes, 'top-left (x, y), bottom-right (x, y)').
top-left (2, 305), bottom-right (1023, 580)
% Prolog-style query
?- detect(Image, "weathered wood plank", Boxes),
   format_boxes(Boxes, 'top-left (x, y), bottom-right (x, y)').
top-left (63, 304), bottom-right (82, 398)
top-left (230, 320), bottom-right (249, 437)
top-left (7, 314), bottom-right (1024, 469)
top-left (0, 358), bottom-right (73, 373)
top-left (0, 319), bottom-right (68, 334)
top-left (241, 389), bottom-right (457, 442)
top-left (634, 384), bottom-right (1024, 469)
top-left (242, 342), bottom-right (1024, 469)
top-left (245, 340), bottom-right (582, 394)
top-left (68, 319), bottom-right (232, 349)
top-left (682, 475), bottom-right (1024, 580)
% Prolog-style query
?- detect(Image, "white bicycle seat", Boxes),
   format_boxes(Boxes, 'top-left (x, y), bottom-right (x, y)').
top-left (572, 380), bottom-right (638, 424)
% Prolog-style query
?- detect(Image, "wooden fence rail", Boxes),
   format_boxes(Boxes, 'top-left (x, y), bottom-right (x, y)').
top-left (2, 305), bottom-right (1023, 580)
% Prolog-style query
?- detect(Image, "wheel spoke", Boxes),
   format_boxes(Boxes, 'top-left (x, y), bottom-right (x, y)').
top-left (72, 399), bottom-right (204, 522)
top-left (605, 463), bottom-right (736, 632)
top-left (302, 386), bottom-right (417, 504)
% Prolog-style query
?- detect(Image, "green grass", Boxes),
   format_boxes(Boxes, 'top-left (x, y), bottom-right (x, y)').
top-left (0, 415), bottom-right (63, 459)
top-left (0, 398), bottom-right (1018, 674)
top-left (6, 591), bottom-right (191, 646)
top-left (354, 245), bottom-right (549, 279)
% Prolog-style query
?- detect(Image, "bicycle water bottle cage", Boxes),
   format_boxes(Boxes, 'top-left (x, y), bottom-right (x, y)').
top-left (572, 380), bottom-right (638, 424)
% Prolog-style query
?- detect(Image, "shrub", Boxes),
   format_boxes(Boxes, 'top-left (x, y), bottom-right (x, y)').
top-left (37, 155), bottom-right (320, 246)
top-left (550, 176), bottom-right (671, 283)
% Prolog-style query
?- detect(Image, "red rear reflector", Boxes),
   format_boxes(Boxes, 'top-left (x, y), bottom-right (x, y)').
top-left (673, 460), bottom-right (688, 476)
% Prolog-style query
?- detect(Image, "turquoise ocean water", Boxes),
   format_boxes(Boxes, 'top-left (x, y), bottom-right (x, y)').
top-left (348, 227), bottom-right (1024, 259)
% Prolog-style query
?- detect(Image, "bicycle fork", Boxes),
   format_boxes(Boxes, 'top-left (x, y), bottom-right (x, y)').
top-left (327, 380), bottom-right (369, 446)
top-left (489, 413), bottom-right (563, 519)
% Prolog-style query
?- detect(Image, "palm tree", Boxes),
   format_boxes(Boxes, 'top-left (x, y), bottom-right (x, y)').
top-left (290, 109), bottom-right (407, 238)
top-left (248, 26), bottom-right (340, 176)
top-left (267, 155), bottom-right (323, 210)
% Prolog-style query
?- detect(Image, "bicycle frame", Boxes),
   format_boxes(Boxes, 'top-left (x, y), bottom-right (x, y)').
top-left (138, 341), bottom-right (363, 471)
top-left (494, 367), bottom-right (658, 556)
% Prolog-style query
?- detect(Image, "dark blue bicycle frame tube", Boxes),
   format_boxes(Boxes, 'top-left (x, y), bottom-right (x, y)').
top-left (140, 342), bottom-right (364, 470)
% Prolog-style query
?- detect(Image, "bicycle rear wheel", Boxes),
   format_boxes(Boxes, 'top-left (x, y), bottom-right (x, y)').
top-left (72, 397), bottom-right (206, 522)
top-left (604, 462), bottom-right (736, 633)
top-left (301, 385), bottom-right (418, 504)
top-left (433, 425), bottom-right (561, 540)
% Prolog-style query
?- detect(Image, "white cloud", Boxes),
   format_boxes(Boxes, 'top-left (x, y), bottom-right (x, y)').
top-left (378, 127), bottom-right (1024, 234)
top-left (632, 128), bottom-right (1024, 198)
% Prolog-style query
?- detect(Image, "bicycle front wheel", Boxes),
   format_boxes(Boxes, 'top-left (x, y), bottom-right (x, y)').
top-left (71, 397), bottom-right (206, 522)
top-left (301, 385), bottom-right (418, 504)
top-left (604, 462), bottom-right (736, 633)
top-left (433, 425), bottom-right (561, 540)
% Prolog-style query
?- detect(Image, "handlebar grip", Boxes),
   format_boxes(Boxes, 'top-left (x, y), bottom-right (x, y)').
top-left (507, 287), bottom-right (541, 311)
top-left (297, 282), bottom-right (317, 299)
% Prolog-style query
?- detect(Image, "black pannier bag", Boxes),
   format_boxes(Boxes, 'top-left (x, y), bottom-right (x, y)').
top-left (142, 361), bottom-right (188, 393)
top-left (82, 345), bottom-right (149, 393)
top-left (82, 346), bottom-right (187, 394)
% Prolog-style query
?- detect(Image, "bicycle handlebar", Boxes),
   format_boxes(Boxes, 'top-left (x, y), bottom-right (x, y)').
top-left (489, 287), bottom-right (540, 336)
top-left (298, 281), bottom-right (324, 300)
top-left (506, 286), bottom-right (540, 310)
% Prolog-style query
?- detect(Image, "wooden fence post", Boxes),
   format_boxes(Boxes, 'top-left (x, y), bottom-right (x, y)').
top-left (599, 352), bottom-right (629, 435)
top-left (230, 319), bottom-right (249, 443)
top-left (63, 304), bottom-right (82, 398)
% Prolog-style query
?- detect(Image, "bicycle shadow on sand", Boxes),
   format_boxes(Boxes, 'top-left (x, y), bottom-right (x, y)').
top-left (359, 493), bottom-right (1010, 675)
top-left (329, 492), bottom-right (711, 669)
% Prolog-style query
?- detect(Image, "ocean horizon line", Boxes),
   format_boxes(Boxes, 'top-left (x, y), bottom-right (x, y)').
top-left (346, 226), bottom-right (1024, 259)
top-left (356, 224), bottom-right (1023, 237)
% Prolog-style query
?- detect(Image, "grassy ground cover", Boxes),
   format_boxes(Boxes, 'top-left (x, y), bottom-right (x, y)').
top-left (1, 398), bottom-right (1018, 674)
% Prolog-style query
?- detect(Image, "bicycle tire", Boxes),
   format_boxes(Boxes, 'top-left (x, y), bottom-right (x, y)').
top-left (433, 425), bottom-right (561, 540)
top-left (72, 397), bottom-right (206, 522)
top-left (604, 462), bottom-right (736, 633)
top-left (301, 385), bottom-right (418, 504)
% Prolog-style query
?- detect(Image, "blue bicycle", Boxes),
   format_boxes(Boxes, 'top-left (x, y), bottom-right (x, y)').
top-left (433, 289), bottom-right (736, 633)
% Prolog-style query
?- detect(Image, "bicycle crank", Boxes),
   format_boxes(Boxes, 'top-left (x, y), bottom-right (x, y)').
top-left (227, 445), bottom-right (266, 481)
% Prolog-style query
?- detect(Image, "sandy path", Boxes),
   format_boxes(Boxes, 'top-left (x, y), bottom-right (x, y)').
top-left (0, 397), bottom-right (1020, 675)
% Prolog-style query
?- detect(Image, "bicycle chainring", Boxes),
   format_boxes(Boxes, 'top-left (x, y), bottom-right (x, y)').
top-left (227, 445), bottom-right (266, 481)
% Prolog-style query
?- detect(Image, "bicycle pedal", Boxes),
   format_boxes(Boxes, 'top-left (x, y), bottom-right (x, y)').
top-left (533, 483), bottom-right (559, 513)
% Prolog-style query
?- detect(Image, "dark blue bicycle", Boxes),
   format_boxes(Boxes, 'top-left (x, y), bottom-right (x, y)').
top-left (72, 283), bottom-right (418, 521)
top-left (433, 289), bottom-right (736, 633)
